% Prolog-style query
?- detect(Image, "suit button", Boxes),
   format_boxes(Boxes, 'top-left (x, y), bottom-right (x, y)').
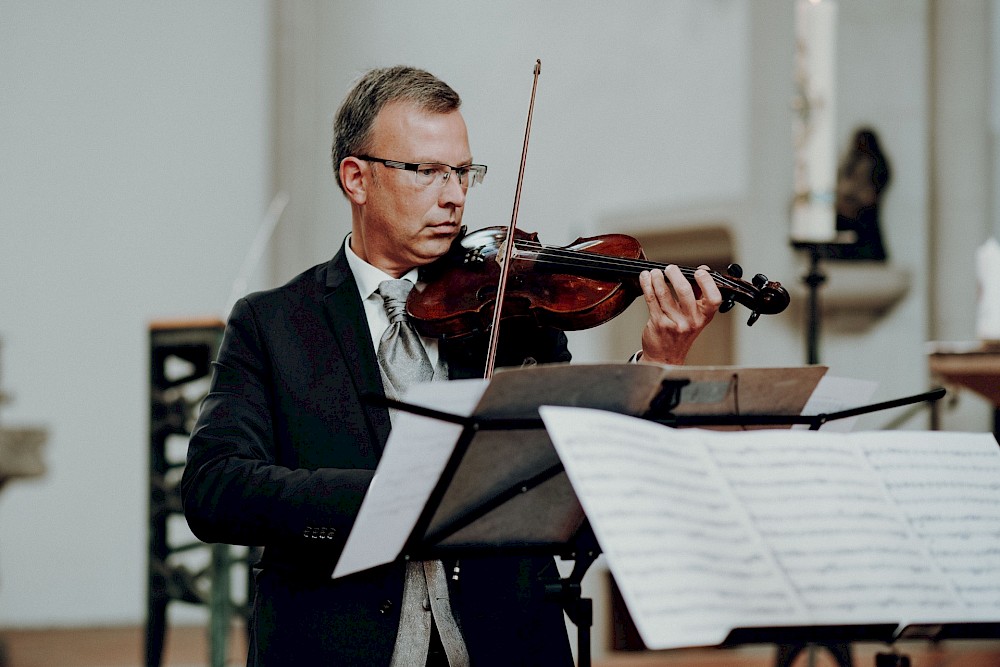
top-left (379, 600), bottom-right (394, 615)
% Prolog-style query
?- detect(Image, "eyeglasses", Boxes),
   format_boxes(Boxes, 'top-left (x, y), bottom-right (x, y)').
top-left (356, 155), bottom-right (487, 189)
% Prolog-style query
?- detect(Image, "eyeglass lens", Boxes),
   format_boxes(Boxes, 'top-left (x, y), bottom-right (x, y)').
top-left (414, 164), bottom-right (484, 188)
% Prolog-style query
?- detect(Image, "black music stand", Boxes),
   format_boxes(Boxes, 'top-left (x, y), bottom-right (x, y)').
top-left (346, 364), bottom-right (947, 666)
top-left (342, 362), bottom-right (868, 664)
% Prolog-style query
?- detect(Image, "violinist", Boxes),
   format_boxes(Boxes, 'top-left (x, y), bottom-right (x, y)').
top-left (182, 65), bottom-right (722, 666)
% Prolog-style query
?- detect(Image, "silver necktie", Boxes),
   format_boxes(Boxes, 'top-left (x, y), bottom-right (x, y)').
top-left (377, 280), bottom-right (469, 667)
top-left (376, 279), bottom-right (435, 400)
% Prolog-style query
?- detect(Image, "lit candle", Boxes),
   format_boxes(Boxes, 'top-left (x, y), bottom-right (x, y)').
top-left (791, 0), bottom-right (838, 243)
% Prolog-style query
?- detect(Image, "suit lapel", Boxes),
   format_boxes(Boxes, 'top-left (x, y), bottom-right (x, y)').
top-left (321, 246), bottom-right (392, 455)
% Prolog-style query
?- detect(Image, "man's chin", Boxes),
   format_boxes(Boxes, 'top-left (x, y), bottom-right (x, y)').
top-left (411, 238), bottom-right (456, 266)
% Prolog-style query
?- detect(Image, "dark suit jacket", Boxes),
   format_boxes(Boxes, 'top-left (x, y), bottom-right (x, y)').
top-left (181, 244), bottom-right (574, 666)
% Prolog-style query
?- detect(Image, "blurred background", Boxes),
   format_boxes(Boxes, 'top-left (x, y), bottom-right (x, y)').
top-left (1, 1), bottom-right (998, 665)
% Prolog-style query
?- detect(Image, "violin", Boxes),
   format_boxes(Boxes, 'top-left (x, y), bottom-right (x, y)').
top-left (407, 226), bottom-right (790, 341)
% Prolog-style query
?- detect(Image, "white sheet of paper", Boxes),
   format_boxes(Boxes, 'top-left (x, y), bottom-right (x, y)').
top-left (794, 375), bottom-right (878, 432)
top-left (539, 405), bottom-right (1000, 649)
top-left (701, 429), bottom-right (966, 625)
top-left (538, 406), bottom-right (805, 648)
top-left (854, 431), bottom-right (1000, 621)
top-left (332, 378), bottom-right (489, 579)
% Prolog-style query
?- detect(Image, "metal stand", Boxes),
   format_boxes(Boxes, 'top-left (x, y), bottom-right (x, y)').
top-left (792, 241), bottom-right (830, 365)
top-left (802, 244), bottom-right (826, 365)
top-left (793, 238), bottom-right (864, 365)
top-left (544, 527), bottom-right (601, 667)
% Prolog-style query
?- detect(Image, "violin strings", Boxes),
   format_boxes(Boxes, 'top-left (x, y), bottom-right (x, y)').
top-left (517, 245), bottom-right (743, 290)
top-left (511, 239), bottom-right (719, 278)
top-left (509, 239), bottom-right (748, 292)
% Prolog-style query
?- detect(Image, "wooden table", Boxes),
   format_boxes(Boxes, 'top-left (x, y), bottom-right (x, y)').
top-left (927, 342), bottom-right (1000, 437)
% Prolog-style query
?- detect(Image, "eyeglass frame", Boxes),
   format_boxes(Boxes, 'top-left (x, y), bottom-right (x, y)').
top-left (355, 155), bottom-right (487, 188)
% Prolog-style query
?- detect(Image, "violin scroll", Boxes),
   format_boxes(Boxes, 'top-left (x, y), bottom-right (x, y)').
top-left (715, 263), bottom-right (789, 326)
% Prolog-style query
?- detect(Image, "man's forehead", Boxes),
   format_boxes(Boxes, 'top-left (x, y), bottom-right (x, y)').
top-left (370, 101), bottom-right (470, 160)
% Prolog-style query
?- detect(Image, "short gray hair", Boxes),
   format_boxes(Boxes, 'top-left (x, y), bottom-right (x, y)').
top-left (332, 66), bottom-right (461, 194)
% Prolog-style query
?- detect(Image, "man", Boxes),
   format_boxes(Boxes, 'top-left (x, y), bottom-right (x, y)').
top-left (182, 66), bottom-right (721, 666)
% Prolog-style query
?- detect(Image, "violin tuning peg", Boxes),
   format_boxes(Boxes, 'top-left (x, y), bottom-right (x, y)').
top-left (752, 273), bottom-right (768, 289)
top-left (727, 263), bottom-right (744, 279)
top-left (719, 298), bottom-right (735, 314)
top-left (464, 247), bottom-right (484, 265)
top-left (746, 311), bottom-right (760, 327)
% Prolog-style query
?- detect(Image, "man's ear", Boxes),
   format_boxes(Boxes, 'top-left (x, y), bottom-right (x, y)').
top-left (340, 157), bottom-right (368, 205)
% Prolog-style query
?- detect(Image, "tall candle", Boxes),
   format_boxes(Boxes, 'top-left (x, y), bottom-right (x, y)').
top-left (791, 0), bottom-right (838, 243)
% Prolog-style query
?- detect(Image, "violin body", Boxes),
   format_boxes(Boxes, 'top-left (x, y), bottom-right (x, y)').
top-left (409, 227), bottom-right (645, 339)
top-left (408, 226), bottom-right (791, 340)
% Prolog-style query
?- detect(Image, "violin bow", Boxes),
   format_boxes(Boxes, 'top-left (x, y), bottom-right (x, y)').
top-left (484, 59), bottom-right (542, 379)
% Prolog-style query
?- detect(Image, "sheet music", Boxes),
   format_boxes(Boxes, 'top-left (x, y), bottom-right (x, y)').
top-left (702, 430), bottom-right (965, 624)
top-left (332, 379), bottom-right (489, 579)
top-left (855, 431), bottom-right (1000, 620)
top-left (537, 407), bottom-right (805, 648)
top-left (538, 406), bottom-right (1000, 649)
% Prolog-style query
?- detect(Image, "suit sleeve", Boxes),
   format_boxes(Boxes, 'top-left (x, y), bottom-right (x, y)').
top-left (180, 297), bottom-right (372, 556)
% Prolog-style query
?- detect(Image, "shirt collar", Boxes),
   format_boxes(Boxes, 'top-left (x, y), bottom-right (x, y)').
top-left (344, 234), bottom-right (420, 300)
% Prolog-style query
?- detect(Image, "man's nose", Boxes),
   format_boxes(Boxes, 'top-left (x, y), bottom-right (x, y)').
top-left (438, 173), bottom-right (467, 206)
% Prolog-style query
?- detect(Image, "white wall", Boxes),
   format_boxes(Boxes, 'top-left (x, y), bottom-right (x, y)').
top-left (994, 0), bottom-right (1000, 240)
top-left (0, 2), bottom-right (272, 626)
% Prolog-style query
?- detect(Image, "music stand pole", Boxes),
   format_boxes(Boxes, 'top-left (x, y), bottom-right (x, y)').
top-left (793, 241), bottom-right (827, 365)
top-left (804, 244), bottom-right (825, 365)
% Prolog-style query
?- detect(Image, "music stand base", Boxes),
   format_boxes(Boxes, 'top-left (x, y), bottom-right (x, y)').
top-left (777, 642), bottom-right (852, 667)
top-left (545, 541), bottom-right (599, 667)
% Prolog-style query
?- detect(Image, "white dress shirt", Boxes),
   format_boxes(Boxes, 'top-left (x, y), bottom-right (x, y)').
top-left (344, 235), bottom-right (442, 370)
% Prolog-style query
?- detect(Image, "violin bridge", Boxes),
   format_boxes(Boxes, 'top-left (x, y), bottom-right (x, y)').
top-left (495, 242), bottom-right (515, 266)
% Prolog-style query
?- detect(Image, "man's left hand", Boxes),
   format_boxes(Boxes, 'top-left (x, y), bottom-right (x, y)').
top-left (637, 265), bottom-right (722, 365)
